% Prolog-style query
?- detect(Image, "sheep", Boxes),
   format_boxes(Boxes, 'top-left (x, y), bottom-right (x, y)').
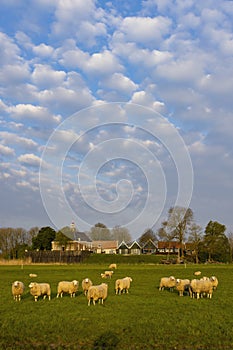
top-left (57, 280), bottom-right (79, 298)
top-left (29, 273), bottom-right (38, 278)
top-left (189, 279), bottom-right (213, 299)
top-left (101, 270), bottom-right (114, 279)
top-left (81, 278), bottom-right (93, 296)
top-left (29, 282), bottom-right (51, 302)
top-left (115, 277), bottom-right (132, 294)
top-left (87, 283), bottom-right (108, 306)
top-left (159, 276), bottom-right (176, 291)
top-left (194, 271), bottom-right (201, 276)
top-left (210, 276), bottom-right (218, 290)
top-left (12, 281), bottom-right (25, 301)
top-left (175, 278), bottom-right (190, 296)
top-left (109, 263), bottom-right (117, 269)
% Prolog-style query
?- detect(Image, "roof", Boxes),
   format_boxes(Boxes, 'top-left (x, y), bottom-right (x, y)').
top-left (118, 241), bottom-right (129, 249)
top-left (73, 231), bottom-right (92, 242)
top-left (129, 240), bottom-right (142, 249)
top-left (143, 239), bottom-right (157, 249)
top-left (157, 241), bottom-right (184, 249)
top-left (91, 240), bottom-right (118, 249)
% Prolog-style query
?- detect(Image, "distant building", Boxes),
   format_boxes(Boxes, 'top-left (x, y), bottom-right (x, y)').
top-left (91, 241), bottom-right (118, 254)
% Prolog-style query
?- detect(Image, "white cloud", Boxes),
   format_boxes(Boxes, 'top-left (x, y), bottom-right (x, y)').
top-left (0, 144), bottom-right (15, 156)
top-left (0, 131), bottom-right (38, 149)
top-left (117, 16), bottom-right (172, 45)
top-left (32, 43), bottom-right (54, 57)
top-left (18, 153), bottom-right (41, 167)
top-left (32, 64), bottom-right (66, 89)
top-left (7, 104), bottom-right (62, 124)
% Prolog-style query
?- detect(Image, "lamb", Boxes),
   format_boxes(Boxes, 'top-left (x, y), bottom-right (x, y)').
top-left (175, 278), bottom-right (190, 296)
top-left (81, 278), bottom-right (93, 296)
top-left (109, 263), bottom-right (117, 269)
top-left (57, 280), bottom-right (79, 298)
top-left (189, 279), bottom-right (213, 299)
top-left (29, 273), bottom-right (38, 278)
top-left (29, 282), bottom-right (51, 301)
top-left (87, 283), bottom-right (108, 305)
top-left (159, 276), bottom-right (176, 291)
top-left (115, 277), bottom-right (132, 294)
top-left (12, 281), bottom-right (25, 301)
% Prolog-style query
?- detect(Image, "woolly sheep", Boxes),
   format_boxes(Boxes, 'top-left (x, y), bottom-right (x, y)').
top-left (12, 281), bottom-right (25, 301)
top-left (159, 276), bottom-right (176, 291)
top-left (189, 279), bottom-right (213, 299)
top-left (81, 278), bottom-right (93, 296)
top-left (29, 273), bottom-right (38, 278)
top-left (210, 276), bottom-right (218, 290)
top-left (101, 270), bottom-right (114, 278)
top-left (115, 277), bottom-right (132, 294)
top-left (87, 283), bottom-right (108, 306)
top-left (109, 263), bottom-right (117, 269)
top-left (57, 280), bottom-right (79, 298)
top-left (175, 278), bottom-right (190, 296)
top-left (194, 271), bottom-right (201, 276)
top-left (29, 282), bottom-right (51, 302)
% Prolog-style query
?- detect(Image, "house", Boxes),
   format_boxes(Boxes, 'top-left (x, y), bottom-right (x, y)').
top-left (91, 241), bottom-right (118, 254)
top-left (128, 241), bottom-right (142, 255)
top-left (51, 224), bottom-right (92, 252)
top-left (117, 241), bottom-right (129, 255)
top-left (142, 239), bottom-right (157, 254)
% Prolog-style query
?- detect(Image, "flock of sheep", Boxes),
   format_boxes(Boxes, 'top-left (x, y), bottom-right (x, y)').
top-left (11, 263), bottom-right (133, 305)
top-left (159, 272), bottom-right (218, 299)
top-left (11, 266), bottom-right (218, 304)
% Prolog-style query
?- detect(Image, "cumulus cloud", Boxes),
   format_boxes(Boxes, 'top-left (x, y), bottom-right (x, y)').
top-left (0, 144), bottom-right (15, 156)
top-left (18, 153), bottom-right (41, 167)
top-left (7, 104), bottom-right (62, 124)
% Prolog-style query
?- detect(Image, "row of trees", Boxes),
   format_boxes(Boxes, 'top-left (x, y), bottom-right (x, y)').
top-left (0, 206), bottom-right (232, 263)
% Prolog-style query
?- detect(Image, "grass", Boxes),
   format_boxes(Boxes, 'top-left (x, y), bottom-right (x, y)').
top-left (0, 262), bottom-right (233, 349)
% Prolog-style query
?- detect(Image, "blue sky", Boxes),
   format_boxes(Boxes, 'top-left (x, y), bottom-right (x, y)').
top-left (0, 0), bottom-right (233, 239)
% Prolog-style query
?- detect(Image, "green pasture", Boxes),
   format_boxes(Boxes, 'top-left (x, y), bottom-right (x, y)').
top-left (0, 261), bottom-right (233, 349)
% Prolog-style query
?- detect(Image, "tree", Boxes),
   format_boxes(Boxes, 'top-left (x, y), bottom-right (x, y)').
top-left (227, 232), bottom-right (233, 263)
top-left (188, 224), bottom-right (203, 264)
top-left (201, 221), bottom-right (230, 262)
top-left (55, 230), bottom-right (70, 250)
top-left (138, 228), bottom-right (157, 246)
top-left (158, 206), bottom-right (193, 261)
top-left (32, 226), bottom-right (56, 250)
top-left (111, 226), bottom-right (131, 243)
top-left (89, 223), bottom-right (111, 240)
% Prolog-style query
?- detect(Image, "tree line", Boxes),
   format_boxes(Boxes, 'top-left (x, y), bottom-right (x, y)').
top-left (0, 206), bottom-right (233, 263)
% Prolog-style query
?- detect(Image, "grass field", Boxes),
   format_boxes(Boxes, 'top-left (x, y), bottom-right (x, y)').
top-left (0, 261), bottom-right (233, 349)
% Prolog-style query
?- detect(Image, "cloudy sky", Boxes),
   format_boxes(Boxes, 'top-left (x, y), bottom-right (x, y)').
top-left (0, 0), bottom-right (233, 239)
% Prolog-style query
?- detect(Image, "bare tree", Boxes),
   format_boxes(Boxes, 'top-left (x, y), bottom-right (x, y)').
top-left (188, 224), bottom-right (203, 263)
top-left (111, 225), bottom-right (131, 243)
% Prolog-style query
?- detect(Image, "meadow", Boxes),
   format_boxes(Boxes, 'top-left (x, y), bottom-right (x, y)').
top-left (0, 259), bottom-right (233, 349)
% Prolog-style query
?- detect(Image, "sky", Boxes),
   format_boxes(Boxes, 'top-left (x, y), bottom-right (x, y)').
top-left (0, 0), bottom-right (233, 239)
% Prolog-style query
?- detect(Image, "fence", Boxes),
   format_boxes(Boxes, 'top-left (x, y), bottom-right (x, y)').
top-left (25, 250), bottom-right (91, 264)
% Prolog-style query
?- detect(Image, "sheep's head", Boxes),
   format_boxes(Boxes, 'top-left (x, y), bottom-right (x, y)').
top-left (85, 278), bottom-right (89, 282)
top-left (29, 282), bottom-right (36, 288)
top-left (72, 280), bottom-right (78, 286)
top-left (14, 281), bottom-right (19, 287)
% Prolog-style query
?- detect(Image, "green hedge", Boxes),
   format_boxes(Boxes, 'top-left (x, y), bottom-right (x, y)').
top-left (82, 253), bottom-right (177, 264)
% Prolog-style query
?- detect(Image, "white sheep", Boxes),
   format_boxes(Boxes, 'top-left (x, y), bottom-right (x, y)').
top-left (109, 263), bottom-right (117, 269)
top-left (29, 282), bottom-right (51, 302)
top-left (12, 281), bottom-right (25, 301)
top-left (189, 279), bottom-right (213, 299)
top-left (101, 270), bottom-right (114, 279)
top-left (29, 273), bottom-right (38, 278)
top-left (175, 278), bottom-right (190, 296)
top-left (210, 276), bottom-right (218, 290)
top-left (159, 276), bottom-right (176, 291)
top-left (87, 283), bottom-right (108, 306)
top-left (57, 280), bottom-right (79, 298)
top-left (115, 277), bottom-right (132, 294)
top-left (194, 271), bottom-right (201, 276)
top-left (81, 278), bottom-right (93, 296)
